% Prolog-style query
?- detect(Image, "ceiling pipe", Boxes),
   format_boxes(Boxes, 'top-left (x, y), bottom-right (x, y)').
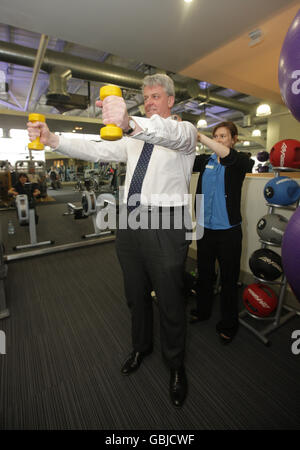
top-left (185, 80), bottom-right (255, 115)
top-left (0, 99), bottom-right (21, 111)
top-left (24, 34), bottom-right (49, 112)
top-left (0, 40), bottom-right (256, 115)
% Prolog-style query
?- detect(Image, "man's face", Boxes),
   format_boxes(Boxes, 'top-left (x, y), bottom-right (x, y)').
top-left (143, 85), bottom-right (174, 119)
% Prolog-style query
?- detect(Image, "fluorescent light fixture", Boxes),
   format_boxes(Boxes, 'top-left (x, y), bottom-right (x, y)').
top-left (197, 111), bottom-right (207, 129)
top-left (197, 118), bottom-right (207, 128)
top-left (252, 128), bottom-right (261, 137)
top-left (243, 141), bottom-right (250, 146)
top-left (256, 103), bottom-right (271, 116)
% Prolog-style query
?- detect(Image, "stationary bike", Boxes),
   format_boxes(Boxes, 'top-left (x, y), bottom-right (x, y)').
top-left (14, 182), bottom-right (54, 250)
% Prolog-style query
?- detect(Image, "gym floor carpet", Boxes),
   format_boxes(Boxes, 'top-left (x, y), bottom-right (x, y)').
top-left (0, 188), bottom-right (300, 430)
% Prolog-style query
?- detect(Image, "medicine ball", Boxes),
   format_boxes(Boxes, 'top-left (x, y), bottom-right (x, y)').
top-left (264, 176), bottom-right (300, 206)
top-left (243, 283), bottom-right (278, 317)
top-left (249, 248), bottom-right (282, 281)
top-left (256, 214), bottom-right (288, 245)
top-left (257, 151), bottom-right (269, 162)
top-left (258, 164), bottom-right (269, 173)
top-left (269, 139), bottom-right (300, 169)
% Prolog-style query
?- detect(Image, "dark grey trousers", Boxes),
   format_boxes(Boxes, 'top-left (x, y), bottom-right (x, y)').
top-left (115, 209), bottom-right (190, 369)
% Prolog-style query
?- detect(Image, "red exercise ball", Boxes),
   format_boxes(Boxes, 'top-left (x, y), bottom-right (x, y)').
top-left (243, 283), bottom-right (278, 317)
top-left (269, 139), bottom-right (300, 169)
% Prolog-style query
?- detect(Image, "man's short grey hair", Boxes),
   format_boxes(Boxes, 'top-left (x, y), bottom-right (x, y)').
top-left (142, 74), bottom-right (175, 97)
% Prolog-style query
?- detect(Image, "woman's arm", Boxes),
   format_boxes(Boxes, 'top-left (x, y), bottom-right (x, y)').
top-left (198, 132), bottom-right (230, 159)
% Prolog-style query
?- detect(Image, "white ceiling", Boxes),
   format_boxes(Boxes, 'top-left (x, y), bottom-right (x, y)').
top-left (0, 0), bottom-right (296, 72)
top-left (0, 0), bottom-right (297, 149)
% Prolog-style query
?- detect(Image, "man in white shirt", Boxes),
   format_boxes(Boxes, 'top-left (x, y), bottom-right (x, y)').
top-left (27, 74), bottom-right (197, 408)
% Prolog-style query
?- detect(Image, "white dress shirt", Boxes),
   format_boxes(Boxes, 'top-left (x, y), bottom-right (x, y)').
top-left (54, 114), bottom-right (197, 206)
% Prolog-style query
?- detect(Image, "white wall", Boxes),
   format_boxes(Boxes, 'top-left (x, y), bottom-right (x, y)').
top-left (266, 112), bottom-right (300, 152)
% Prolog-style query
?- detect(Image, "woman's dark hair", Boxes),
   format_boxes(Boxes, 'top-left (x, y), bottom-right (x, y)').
top-left (213, 121), bottom-right (238, 139)
top-left (18, 173), bottom-right (29, 181)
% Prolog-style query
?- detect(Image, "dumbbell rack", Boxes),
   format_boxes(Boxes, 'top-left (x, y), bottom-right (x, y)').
top-left (239, 167), bottom-right (300, 345)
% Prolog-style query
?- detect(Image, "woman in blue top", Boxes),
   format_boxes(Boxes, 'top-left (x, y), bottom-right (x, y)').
top-left (191, 122), bottom-right (254, 343)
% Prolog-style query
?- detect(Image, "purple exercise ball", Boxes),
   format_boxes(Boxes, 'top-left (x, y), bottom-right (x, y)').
top-left (282, 206), bottom-right (300, 302)
top-left (278, 9), bottom-right (300, 122)
top-left (257, 151), bottom-right (269, 162)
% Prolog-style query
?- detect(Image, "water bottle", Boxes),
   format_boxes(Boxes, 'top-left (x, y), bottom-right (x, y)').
top-left (8, 219), bottom-right (15, 235)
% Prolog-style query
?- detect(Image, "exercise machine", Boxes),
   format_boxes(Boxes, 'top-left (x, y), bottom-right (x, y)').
top-left (14, 182), bottom-right (54, 251)
top-left (0, 242), bottom-right (9, 320)
top-left (63, 190), bottom-right (113, 239)
top-left (0, 161), bottom-right (12, 208)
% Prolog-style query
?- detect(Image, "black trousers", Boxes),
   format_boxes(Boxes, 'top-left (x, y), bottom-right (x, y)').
top-left (115, 209), bottom-right (190, 369)
top-left (195, 225), bottom-right (242, 333)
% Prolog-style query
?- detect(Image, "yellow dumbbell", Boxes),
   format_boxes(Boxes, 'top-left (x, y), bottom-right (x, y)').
top-left (28, 113), bottom-right (45, 150)
top-left (100, 85), bottom-right (123, 141)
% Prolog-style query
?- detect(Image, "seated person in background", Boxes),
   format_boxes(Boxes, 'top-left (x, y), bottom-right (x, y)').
top-left (28, 166), bottom-right (41, 184)
top-left (28, 166), bottom-right (43, 198)
top-left (48, 167), bottom-right (62, 190)
top-left (8, 172), bottom-right (41, 198)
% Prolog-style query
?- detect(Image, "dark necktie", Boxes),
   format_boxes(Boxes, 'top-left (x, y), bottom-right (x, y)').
top-left (127, 142), bottom-right (154, 212)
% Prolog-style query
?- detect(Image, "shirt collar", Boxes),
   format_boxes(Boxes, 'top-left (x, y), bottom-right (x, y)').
top-left (209, 152), bottom-right (218, 162)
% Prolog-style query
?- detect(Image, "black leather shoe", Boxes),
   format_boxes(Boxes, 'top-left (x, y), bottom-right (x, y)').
top-left (169, 367), bottom-right (187, 408)
top-left (218, 332), bottom-right (233, 345)
top-left (121, 349), bottom-right (152, 376)
top-left (189, 309), bottom-right (211, 324)
top-left (216, 322), bottom-right (238, 345)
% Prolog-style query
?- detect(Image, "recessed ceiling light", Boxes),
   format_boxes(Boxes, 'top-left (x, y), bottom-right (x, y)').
top-left (197, 118), bottom-right (207, 128)
top-left (252, 129), bottom-right (261, 137)
top-left (256, 104), bottom-right (271, 117)
top-left (184, 0), bottom-right (193, 3)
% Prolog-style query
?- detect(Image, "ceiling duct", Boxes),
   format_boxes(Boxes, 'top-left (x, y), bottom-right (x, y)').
top-left (0, 40), bottom-right (256, 115)
top-left (46, 67), bottom-right (90, 113)
top-left (47, 67), bottom-right (72, 101)
top-left (46, 93), bottom-right (90, 114)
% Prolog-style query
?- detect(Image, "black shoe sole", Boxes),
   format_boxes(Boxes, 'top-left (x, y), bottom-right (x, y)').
top-left (189, 315), bottom-right (210, 324)
top-left (218, 333), bottom-right (233, 345)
